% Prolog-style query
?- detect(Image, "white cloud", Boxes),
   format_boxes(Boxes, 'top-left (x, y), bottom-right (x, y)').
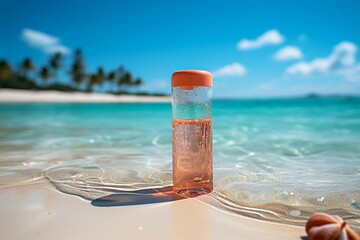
top-left (21, 28), bottom-right (70, 54)
top-left (337, 63), bottom-right (360, 82)
top-left (286, 41), bottom-right (358, 79)
top-left (212, 62), bottom-right (247, 78)
top-left (274, 46), bottom-right (303, 61)
top-left (237, 29), bottom-right (285, 50)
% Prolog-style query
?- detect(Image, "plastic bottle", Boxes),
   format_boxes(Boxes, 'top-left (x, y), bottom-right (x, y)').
top-left (171, 70), bottom-right (213, 197)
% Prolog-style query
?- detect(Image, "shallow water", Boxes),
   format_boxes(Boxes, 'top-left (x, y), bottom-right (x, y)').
top-left (0, 98), bottom-right (359, 229)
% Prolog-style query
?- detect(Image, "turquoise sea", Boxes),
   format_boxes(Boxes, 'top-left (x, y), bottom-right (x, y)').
top-left (0, 98), bottom-right (359, 228)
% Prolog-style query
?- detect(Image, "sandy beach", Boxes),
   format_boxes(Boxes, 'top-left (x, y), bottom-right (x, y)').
top-left (0, 89), bottom-right (170, 103)
top-left (0, 90), bottom-right (306, 239)
top-left (1, 89), bottom-right (359, 239)
top-left (0, 180), bottom-right (305, 240)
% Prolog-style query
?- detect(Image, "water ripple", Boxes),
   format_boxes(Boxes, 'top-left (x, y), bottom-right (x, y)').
top-left (1, 100), bottom-right (360, 230)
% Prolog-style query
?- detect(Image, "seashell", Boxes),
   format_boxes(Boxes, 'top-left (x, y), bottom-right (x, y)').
top-left (306, 213), bottom-right (360, 240)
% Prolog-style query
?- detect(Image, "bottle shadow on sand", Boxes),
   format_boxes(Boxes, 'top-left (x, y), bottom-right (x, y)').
top-left (91, 186), bottom-right (186, 207)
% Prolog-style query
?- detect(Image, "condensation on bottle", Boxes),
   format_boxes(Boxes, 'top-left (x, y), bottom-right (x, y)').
top-left (171, 70), bottom-right (213, 197)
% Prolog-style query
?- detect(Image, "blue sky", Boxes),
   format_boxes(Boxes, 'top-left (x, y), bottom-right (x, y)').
top-left (1, 0), bottom-right (360, 98)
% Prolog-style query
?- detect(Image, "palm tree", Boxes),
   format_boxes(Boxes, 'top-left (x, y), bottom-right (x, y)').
top-left (49, 52), bottom-right (62, 82)
top-left (118, 66), bottom-right (125, 77)
top-left (87, 67), bottom-right (105, 92)
top-left (0, 60), bottom-right (12, 81)
top-left (69, 49), bottom-right (86, 90)
top-left (87, 74), bottom-right (98, 92)
top-left (107, 70), bottom-right (116, 93)
top-left (96, 67), bottom-right (106, 92)
top-left (134, 77), bottom-right (143, 93)
top-left (21, 57), bottom-right (35, 79)
top-left (118, 71), bottom-right (133, 93)
top-left (116, 66), bottom-right (126, 93)
top-left (39, 66), bottom-right (52, 86)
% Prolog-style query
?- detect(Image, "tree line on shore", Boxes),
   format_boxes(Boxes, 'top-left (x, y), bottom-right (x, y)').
top-left (0, 49), bottom-right (147, 94)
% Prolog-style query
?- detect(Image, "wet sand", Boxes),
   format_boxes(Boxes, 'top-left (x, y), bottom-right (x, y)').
top-left (0, 180), bottom-right (305, 240)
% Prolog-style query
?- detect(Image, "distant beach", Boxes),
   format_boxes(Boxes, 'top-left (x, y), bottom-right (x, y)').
top-left (0, 89), bottom-right (170, 103)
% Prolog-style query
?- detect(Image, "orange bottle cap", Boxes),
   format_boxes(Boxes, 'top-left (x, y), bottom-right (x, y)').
top-left (172, 70), bottom-right (212, 88)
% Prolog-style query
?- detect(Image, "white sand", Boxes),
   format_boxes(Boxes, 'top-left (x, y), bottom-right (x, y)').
top-left (0, 180), bottom-right (305, 240)
top-left (0, 89), bottom-right (170, 103)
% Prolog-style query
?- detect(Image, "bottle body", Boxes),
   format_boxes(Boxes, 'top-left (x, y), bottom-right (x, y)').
top-left (172, 80), bottom-right (213, 196)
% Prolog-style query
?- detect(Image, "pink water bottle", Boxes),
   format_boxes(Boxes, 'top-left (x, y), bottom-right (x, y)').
top-left (171, 70), bottom-right (213, 197)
